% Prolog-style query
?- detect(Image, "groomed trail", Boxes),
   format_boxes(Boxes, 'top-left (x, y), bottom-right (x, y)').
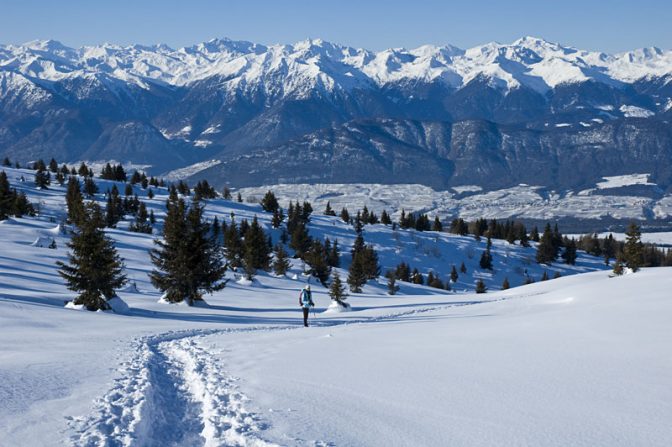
top-left (66, 300), bottom-right (486, 447)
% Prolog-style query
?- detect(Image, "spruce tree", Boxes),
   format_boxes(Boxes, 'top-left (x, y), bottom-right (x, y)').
top-left (460, 261), bottom-right (467, 274)
top-left (261, 190), bottom-right (279, 213)
top-left (340, 207), bottom-right (350, 223)
top-left (242, 216), bottom-right (271, 276)
top-left (272, 244), bottom-right (291, 276)
top-left (290, 221), bottom-right (311, 258)
top-left (475, 279), bottom-right (487, 294)
top-left (129, 202), bottom-right (152, 234)
top-left (224, 217), bottom-right (244, 268)
top-left (432, 216), bottom-right (443, 232)
top-left (479, 249), bottom-right (493, 270)
top-left (304, 239), bottom-right (331, 285)
top-left (562, 238), bottom-right (577, 265)
top-left (324, 201), bottom-right (336, 216)
top-left (536, 224), bottom-right (556, 264)
top-left (0, 171), bottom-right (14, 220)
top-left (347, 254), bottom-right (366, 293)
top-left (450, 265), bottom-right (459, 283)
top-left (623, 222), bottom-right (644, 272)
top-left (386, 270), bottom-right (399, 295)
top-left (65, 177), bottom-right (85, 226)
top-left (329, 271), bottom-right (349, 307)
top-left (501, 277), bottom-right (510, 290)
top-left (150, 197), bottom-right (227, 304)
top-left (57, 202), bottom-right (127, 310)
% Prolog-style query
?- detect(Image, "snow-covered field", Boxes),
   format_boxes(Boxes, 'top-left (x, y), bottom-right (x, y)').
top-left (1, 167), bottom-right (670, 446)
top-left (238, 181), bottom-right (670, 223)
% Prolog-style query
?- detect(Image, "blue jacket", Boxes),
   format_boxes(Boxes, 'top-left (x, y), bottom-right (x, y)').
top-left (299, 289), bottom-right (314, 308)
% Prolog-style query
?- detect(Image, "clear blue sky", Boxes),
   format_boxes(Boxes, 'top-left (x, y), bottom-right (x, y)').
top-left (1, 0), bottom-right (670, 53)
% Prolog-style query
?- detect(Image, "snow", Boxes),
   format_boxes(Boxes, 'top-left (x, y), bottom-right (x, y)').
top-left (0, 166), bottom-right (670, 445)
top-left (163, 159), bottom-right (222, 180)
top-left (239, 182), bottom-right (668, 221)
top-left (619, 104), bottom-right (656, 118)
top-left (596, 173), bottom-right (654, 189)
top-left (2, 36), bottom-right (672, 97)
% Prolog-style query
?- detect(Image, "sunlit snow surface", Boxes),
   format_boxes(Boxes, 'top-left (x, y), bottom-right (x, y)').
top-left (0, 167), bottom-right (670, 446)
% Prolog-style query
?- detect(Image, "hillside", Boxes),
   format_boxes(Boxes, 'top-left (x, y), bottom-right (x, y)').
top-left (0, 163), bottom-right (669, 445)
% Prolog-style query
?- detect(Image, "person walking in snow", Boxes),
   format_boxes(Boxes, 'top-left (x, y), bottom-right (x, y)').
top-left (299, 285), bottom-right (314, 327)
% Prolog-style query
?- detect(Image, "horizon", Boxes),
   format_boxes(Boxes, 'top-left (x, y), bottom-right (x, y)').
top-left (1, 0), bottom-right (671, 54)
top-left (3, 34), bottom-right (670, 55)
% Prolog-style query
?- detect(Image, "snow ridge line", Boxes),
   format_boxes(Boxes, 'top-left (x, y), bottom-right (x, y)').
top-left (68, 327), bottom-right (290, 447)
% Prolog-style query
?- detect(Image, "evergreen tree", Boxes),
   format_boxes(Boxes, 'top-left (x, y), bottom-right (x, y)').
top-left (129, 202), bottom-right (152, 234)
top-left (562, 238), bottom-right (578, 265)
top-left (147, 188), bottom-right (155, 199)
top-left (460, 261), bottom-right (467, 274)
top-left (501, 277), bottom-right (510, 290)
top-left (479, 249), bottom-right (493, 270)
top-left (536, 223), bottom-right (556, 264)
top-left (432, 216), bottom-right (443, 232)
top-left (411, 268), bottom-right (424, 285)
top-left (272, 244), bottom-right (291, 276)
top-left (224, 217), bottom-right (244, 268)
top-left (65, 177), bottom-right (85, 226)
top-left (222, 186), bottom-right (232, 200)
top-left (324, 201), bottom-right (336, 216)
top-left (623, 222), bottom-right (644, 272)
top-left (347, 254), bottom-right (367, 293)
top-left (57, 202), bottom-right (127, 310)
top-left (530, 226), bottom-right (540, 242)
top-left (2, 157), bottom-right (10, 167)
top-left (82, 177), bottom-right (98, 197)
top-left (304, 239), bottom-right (331, 285)
top-left (261, 190), bottom-right (280, 213)
top-left (380, 210), bottom-right (392, 225)
top-left (150, 197), bottom-right (227, 304)
top-left (428, 271), bottom-right (444, 289)
top-left (340, 207), bottom-right (350, 223)
top-left (450, 265), bottom-right (459, 283)
top-left (386, 270), bottom-right (399, 295)
top-left (395, 262), bottom-right (411, 282)
top-left (242, 216), bottom-right (271, 277)
top-left (329, 271), bottom-right (349, 307)
top-left (290, 221), bottom-right (312, 258)
top-left (475, 279), bottom-right (487, 294)
top-left (541, 271), bottom-right (549, 281)
top-left (326, 239), bottom-right (340, 267)
top-left (0, 171), bottom-right (15, 219)
top-left (34, 168), bottom-right (50, 189)
top-left (271, 208), bottom-right (284, 228)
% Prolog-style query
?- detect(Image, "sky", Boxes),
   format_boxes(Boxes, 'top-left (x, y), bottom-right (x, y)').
top-left (1, 0), bottom-right (670, 53)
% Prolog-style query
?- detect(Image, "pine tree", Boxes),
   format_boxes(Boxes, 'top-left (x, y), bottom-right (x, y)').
top-left (242, 216), bottom-right (271, 277)
top-left (261, 190), bottom-right (279, 213)
top-left (65, 177), bottom-right (85, 226)
top-left (129, 202), bottom-right (152, 234)
top-left (1, 157), bottom-right (10, 167)
top-left (536, 224), bottom-right (556, 264)
top-left (329, 271), bottom-right (349, 307)
top-left (428, 271), bottom-right (444, 289)
top-left (34, 168), bottom-right (50, 189)
top-left (562, 238), bottom-right (577, 265)
top-left (224, 217), bottom-right (244, 268)
top-left (150, 197), bottom-right (227, 304)
top-left (290, 221), bottom-right (311, 258)
top-left (304, 239), bottom-right (331, 285)
top-left (623, 222), bottom-right (644, 272)
top-left (479, 249), bottom-right (493, 270)
top-left (347, 253), bottom-right (367, 293)
top-left (475, 279), bottom-right (487, 294)
top-left (147, 188), bottom-right (155, 199)
top-left (395, 262), bottom-right (411, 282)
top-left (386, 270), bottom-right (399, 295)
top-left (530, 226), bottom-right (540, 242)
top-left (501, 277), bottom-right (510, 290)
top-left (326, 239), bottom-right (340, 267)
top-left (340, 207), bottom-right (350, 223)
top-left (460, 261), bottom-right (467, 274)
top-left (0, 171), bottom-right (15, 219)
top-left (57, 202), bottom-right (127, 310)
top-left (272, 244), bottom-right (291, 276)
top-left (411, 268), bottom-right (424, 285)
top-left (541, 271), bottom-right (549, 281)
top-left (271, 208), bottom-right (283, 228)
top-left (432, 216), bottom-right (443, 232)
top-left (450, 265), bottom-right (459, 283)
top-left (324, 201), bottom-right (336, 216)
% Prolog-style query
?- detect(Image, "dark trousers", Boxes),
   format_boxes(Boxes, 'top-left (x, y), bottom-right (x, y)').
top-left (302, 307), bottom-right (309, 327)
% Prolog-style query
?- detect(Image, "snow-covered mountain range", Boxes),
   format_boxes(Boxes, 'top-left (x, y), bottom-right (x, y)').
top-left (1, 36), bottom-right (672, 195)
top-left (3, 36), bottom-right (671, 93)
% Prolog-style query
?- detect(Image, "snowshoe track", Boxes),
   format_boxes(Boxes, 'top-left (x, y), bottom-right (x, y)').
top-left (68, 328), bottom-right (282, 447)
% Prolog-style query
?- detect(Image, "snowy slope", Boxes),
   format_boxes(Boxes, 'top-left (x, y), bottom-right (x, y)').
top-left (0, 167), bottom-right (668, 446)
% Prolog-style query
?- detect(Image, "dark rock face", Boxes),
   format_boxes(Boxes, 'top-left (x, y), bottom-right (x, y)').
top-left (1, 66), bottom-right (671, 191)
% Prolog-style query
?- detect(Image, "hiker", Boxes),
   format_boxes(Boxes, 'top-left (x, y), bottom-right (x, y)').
top-left (299, 285), bottom-right (315, 327)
